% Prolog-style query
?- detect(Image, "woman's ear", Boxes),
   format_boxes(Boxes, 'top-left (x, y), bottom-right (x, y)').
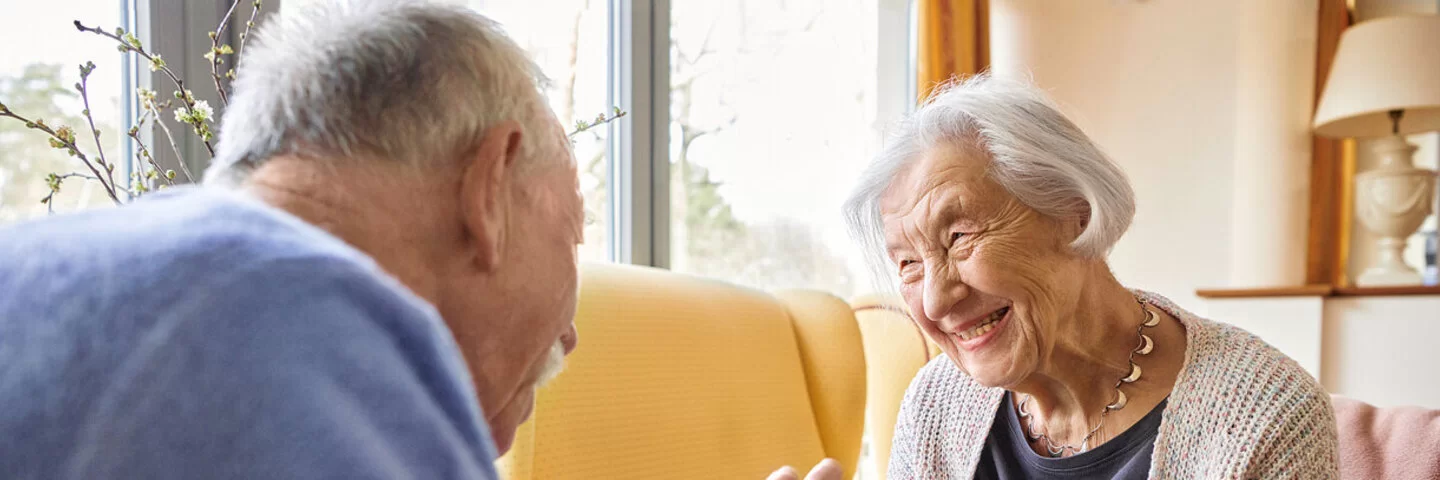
top-left (459, 121), bottom-right (524, 271)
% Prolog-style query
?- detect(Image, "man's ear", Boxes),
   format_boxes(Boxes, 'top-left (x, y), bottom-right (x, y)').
top-left (460, 120), bottom-right (524, 271)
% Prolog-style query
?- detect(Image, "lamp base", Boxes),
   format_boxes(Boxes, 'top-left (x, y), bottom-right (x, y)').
top-left (1351, 135), bottom-right (1436, 287)
top-left (1356, 237), bottom-right (1423, 286)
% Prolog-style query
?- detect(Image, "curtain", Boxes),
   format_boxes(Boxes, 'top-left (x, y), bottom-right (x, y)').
top-left (915, 0), bottom-right (989, 102)
top-left (1305, 0), bottom-right (1356, 286)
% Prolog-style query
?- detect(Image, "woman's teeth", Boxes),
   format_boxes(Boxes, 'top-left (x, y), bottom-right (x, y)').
top-left (957, 307), bottom-right (1009, 341)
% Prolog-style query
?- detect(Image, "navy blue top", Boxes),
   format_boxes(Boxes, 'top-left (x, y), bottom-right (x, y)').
top-left (974, 392), bottom-right (1167, 480)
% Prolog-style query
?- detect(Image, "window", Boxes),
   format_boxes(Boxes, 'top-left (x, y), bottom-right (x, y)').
top-left (0, 1), bottom-right (132, 224)
top-left (469, 0), bottom-right (614, 263)
top-left (285, 0), bottom-right (616, 262)
top-left (667, 0), bottom-right (901, 298)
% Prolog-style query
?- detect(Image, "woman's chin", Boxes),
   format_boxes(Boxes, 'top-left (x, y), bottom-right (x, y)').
top-left (952, 354), bottom-right (1029, 388)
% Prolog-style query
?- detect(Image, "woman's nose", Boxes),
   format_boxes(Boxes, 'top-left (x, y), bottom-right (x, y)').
top-left (922, 267), bottom-right (968, 323)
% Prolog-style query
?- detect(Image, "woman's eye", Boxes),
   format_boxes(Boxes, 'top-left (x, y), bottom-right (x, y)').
top-left (949, 232), bottom-right (965, 244)
top-left (899, 260), bottom-right (918, 268)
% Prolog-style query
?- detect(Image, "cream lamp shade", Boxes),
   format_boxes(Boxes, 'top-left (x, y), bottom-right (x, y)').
top-left (1314, 15), bottom-right (1440, 138)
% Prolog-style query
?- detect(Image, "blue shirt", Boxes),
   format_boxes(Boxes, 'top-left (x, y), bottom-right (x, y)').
top-left (0, 187), bottom-right (499, 479)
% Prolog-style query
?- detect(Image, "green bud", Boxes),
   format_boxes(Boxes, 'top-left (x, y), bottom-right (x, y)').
top-left (165, 170), bottom-right (176, 179)
top-left (146, 170), bottom-right (158, 179)
top-left (114, 27), bottom-right (124, 36)
top-left (208, 31), bottom-right (217, 40)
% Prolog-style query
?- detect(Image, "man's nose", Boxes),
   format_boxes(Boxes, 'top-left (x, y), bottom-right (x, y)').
top-left (560, 323), bottom-right (578, 355)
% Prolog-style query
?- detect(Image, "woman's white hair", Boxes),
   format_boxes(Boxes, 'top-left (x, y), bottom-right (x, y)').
top-left (843, 74), bottom-right (1135, 289)
top-left (204, 0), bottom-right (552, 186)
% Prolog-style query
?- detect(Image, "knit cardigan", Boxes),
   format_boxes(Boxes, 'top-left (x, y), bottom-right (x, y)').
top-left (887, 291), bottom-right (1340, 479)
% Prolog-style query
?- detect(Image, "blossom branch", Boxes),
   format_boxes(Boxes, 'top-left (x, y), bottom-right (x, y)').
top-left (139, 94), bottom-right (196, 183)
top-left (0, 103), bottom-right (121, 204)
top-left (568, 107), bottom-right (627, 138)
top-left (76, 62), bottom-right (122, 198)
top-left (74, 20), bottom-right (215, 158)
top-left (238, 1), bottom-right (262, 64)
top-left (207, 0), bottom-right (242, 106)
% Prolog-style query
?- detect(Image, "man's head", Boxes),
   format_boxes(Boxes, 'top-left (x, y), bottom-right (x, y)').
top-left (206, 0), bottom-right (580, 453)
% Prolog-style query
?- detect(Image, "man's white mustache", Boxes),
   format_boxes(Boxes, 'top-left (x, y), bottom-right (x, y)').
top-left (533, 339), bottom-right (566, 388)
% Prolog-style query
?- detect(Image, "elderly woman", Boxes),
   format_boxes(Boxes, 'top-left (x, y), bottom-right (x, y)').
top-left (843, 76), bottom-right (1339, 479)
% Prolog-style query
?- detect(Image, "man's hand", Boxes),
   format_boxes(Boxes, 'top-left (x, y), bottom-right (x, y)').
top-left (767, 458), bottom-right (842, 480)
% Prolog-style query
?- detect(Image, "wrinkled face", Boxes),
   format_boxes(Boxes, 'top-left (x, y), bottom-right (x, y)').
top-left (878, 142), bottom-right (1087, 388)
top-left (444, 112), bottom-right (583, 455)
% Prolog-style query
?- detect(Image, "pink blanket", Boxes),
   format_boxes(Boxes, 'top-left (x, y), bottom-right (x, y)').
top-left (1332, 395), bottom-right (1440, 479)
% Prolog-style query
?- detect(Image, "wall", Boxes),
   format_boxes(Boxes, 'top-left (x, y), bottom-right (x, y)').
top-left (988, 0), bottom-right (1318, 311)
top-left (993, 0), bottom-right (1440, 408)
top-left (1211, 295), bottom-right (1440, 408)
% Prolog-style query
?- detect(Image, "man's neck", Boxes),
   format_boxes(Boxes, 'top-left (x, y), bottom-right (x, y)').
top-left (239, 156), bottom-right (458, 307)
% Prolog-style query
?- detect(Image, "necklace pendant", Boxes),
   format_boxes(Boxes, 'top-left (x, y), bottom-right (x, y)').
top-left (1106, 389), bottom-right (1129, 411)
top-left (1135, 334), bottom-right (1154, 355)
top-left (1141, 307), bottom-right (1160, 328)
top-left (1121, 363), bottom-right (1142, 383)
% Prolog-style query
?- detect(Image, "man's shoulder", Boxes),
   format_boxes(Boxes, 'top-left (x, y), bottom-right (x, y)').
top-left (0, 187), bottom-right (381, 317)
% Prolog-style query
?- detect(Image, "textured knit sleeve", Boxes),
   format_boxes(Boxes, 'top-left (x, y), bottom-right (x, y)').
top-left (1248, 390), bottom-right (1341, 479)
top-left (886, 366), bottom-right (929, 480)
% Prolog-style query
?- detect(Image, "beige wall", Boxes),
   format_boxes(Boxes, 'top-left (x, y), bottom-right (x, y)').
top-left (993, 0), bottom-right (1440, 408)
top-left (989, 0), bottom-right (1316, 310)
top-left (1211, 294), bottom-right (1440, 408)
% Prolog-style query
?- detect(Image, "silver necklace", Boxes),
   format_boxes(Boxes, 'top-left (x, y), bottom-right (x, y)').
top-left (1016, 299), bottom-right (1160, 458)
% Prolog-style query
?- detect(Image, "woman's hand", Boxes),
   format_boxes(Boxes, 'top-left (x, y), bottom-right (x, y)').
top-left (766, 458), bottom-right (842, 480)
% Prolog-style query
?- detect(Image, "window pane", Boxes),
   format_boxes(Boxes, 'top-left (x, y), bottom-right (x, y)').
top-left (669, 0), bottom-right (887, 297)
top-left (1, 1), bottom-right (129, 224)
top-left (469, 0), bottom-right (612, 262)
top-left (285, 0), bottom-right (615, 262)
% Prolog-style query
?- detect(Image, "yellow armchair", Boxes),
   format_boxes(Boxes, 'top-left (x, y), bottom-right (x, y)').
top-left (497, 263), bottom-right (866, 479)
top-left (850, 294), bottom-right (936, 480)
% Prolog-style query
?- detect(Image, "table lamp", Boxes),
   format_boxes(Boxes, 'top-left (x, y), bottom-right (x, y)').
top-left (1314, 14), bottom-right (1440, 286)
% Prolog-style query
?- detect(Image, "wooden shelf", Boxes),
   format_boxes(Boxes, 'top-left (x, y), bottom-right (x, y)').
top-left (1197, 284), bottom-right (1440, 299)
top-left (1196, 285), bottom-right (1335, 298)
top-left (1333, 285), bottom-right (1440, 297)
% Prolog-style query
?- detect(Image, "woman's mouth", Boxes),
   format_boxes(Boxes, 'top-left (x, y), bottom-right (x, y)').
top-left (953, 306), bottom-right (1010, 348)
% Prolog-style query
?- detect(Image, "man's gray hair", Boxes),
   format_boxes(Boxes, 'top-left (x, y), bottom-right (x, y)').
top-left (843, 75), bottom-right (1135, 288)
top-left (205, 0), bottom-right (550, 186)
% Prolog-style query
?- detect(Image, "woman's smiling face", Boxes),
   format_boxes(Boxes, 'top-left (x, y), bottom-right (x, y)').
top-left (879, 142), bottom-right (1090, 388)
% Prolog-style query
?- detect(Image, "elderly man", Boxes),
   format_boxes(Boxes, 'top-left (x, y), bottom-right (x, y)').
top-left (0, 1), bottom-right (841, 478)
top-left (0, 1), bottom-right (573, 477)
